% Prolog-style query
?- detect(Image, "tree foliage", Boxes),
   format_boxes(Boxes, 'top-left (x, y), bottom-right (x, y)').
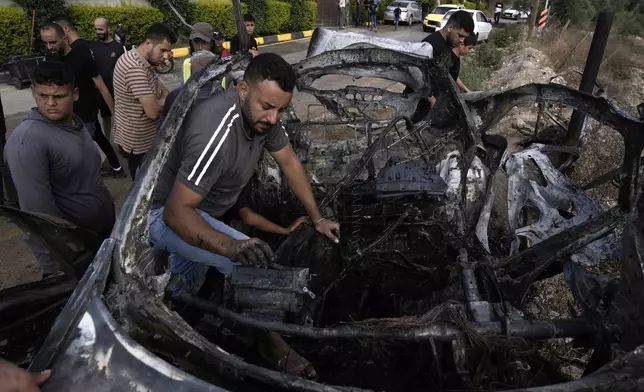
top-left (148, 0), bottom-right (194, 37)
top-left (11, 0), bottom-right (67, 44)
top-left (289, 0), bottom-right (307, 32)
top-left (247, 0), bottom-right (267, 34)
top-left (548, 0), bottom-right (644, 35)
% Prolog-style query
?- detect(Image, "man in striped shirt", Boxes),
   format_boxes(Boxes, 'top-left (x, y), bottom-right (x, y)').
top-left (149, 53), bottom-right (340, 378)
top-left (113, 23), bottom-right (175, 180)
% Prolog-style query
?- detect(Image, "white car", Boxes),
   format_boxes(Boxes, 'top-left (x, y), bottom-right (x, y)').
top-left (383, 1), bottom-right (423, 25)
top-left (502, 8), bottom-right (529, 19)
top-left (441, 9), bottom-right (493, 42)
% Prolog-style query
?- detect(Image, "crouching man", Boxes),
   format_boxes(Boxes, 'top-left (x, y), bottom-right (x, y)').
top-left (148, 53), bottom-right (340, 378)
top-left (4, 61), bottom-right (115, 277)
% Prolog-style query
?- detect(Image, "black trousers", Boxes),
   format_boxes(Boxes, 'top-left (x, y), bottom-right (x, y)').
top-left (494, 12), bottom-right (501, 24)
top-left (87, 120), bottom-right (121, 169)
top-left (118, 146), bottom-right (146, 181)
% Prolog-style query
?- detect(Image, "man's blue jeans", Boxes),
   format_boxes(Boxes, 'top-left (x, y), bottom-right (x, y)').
top-left (370, 15), bottom-right (377, 30)
top-left (148, 207), bottom-right (248, 296)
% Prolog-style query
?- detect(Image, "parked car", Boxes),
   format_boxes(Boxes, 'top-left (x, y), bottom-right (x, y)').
top-left (384, 1), bottom-right (423, 25)
top-left (502, 8), bottom-right (529, 19)
top-left (429, 9), bottom-right (493, 41)
top-left (423, 4), bottom-right (465, 32)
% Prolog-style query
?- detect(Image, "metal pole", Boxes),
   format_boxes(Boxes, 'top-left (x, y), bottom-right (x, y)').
top-left (527, 0), bottom-right (540, 39)
top-left (564, 12), bottom-right (614, 146)
top-left (0, 94), bottom-right (18, 207)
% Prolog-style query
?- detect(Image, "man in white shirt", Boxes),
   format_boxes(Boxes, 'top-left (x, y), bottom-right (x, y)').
top-left (338, 0), bottom-right (347, 29)
top-left (495, 2), bottom-right (503, 24)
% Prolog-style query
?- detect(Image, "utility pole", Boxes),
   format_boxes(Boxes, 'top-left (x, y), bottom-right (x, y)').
top-left (527, 0), bottom-right (540, 39)
top-left (564, 12), bottom-right (614, 147)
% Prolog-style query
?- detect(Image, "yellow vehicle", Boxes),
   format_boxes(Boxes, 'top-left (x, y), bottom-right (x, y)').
top-left (423, 3), bottom-right (465, 32)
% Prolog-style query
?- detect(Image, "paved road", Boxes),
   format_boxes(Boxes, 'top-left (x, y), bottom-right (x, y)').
top-left (0, 24), bottom-right (426, 118)
top-left (0, 20), bottom-right (522, 118)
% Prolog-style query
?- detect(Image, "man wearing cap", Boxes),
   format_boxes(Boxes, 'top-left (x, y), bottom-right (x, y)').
top-left (183, 22), bottom-right (219, 84)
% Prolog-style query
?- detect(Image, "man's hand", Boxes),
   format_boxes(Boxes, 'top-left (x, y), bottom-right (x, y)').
top-left (288, 216), bottom-right (309, 233)
top-left (315, 218), bottom-right (340, 244)
top-left (0, 359), bottom-right (50, 392)
top-left (225, 238), bottom-right (273, 268)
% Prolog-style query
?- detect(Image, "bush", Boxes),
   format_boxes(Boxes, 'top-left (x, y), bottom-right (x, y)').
top-left (303, 1), bottom-right (317, 30)
top-left (247, 0), bottom-right (267, 34)
top-left (194, 0), bottom-right (311, 37)
top-left (68, 5), bottom-right (164, 46)
top-left (0, 6), bottom-right (31, 61)
top-left (149, 0), bottom-right (194, 37)
top-left (491, 23), bottom-right (522, 48)
top-left (473, 41), bottom-right (501, 68)
top-left (289, 0), bottom-right (306, 32)
top-left (266, 0), bottom-right (292, 33)
top-left (11, 0), bottom-right (66, 39)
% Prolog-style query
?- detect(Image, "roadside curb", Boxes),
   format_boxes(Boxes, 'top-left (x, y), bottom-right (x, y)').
top-left (171, 30), bottom-right (314, 58)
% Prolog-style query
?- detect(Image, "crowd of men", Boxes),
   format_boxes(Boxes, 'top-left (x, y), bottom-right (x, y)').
top-left (0, 9), bottom-right (479, 390)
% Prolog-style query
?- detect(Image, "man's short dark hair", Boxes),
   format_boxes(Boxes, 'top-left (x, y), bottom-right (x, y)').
top-left (464, 33), bottom-right (478, 46)
top-left (53, 15), bottom-right (76, 32)
top-left (41, 23), bottom-right (65, 38)
top-left (244, 14), bottom-right (255, 23)
top-left (447, 10), bottom-right (475, 35)
top-left (32, 61), bottom-right (75, 89)
top-left (243, 53), bottom-right (296, 93)
top-left (143, 23), bottom-right (178, 45)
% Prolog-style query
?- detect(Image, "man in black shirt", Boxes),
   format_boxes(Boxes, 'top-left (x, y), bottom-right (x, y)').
top-left (230, 14), bottom-right (259, 55)
top-left (44, 20), bottom-right (124, 177)
top-left (407, 10), bottom-right (474, 122)
top-left (92, 17), bottom-right (125, 139)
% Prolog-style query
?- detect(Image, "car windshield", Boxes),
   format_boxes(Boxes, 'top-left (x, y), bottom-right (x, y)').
top-left (390, 2), bottom-right (409, 7)
top-left (433, 6), bottom-right (455, 14)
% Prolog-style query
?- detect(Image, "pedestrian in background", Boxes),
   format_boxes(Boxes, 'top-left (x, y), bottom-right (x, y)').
top-left (394, 5), bottom-right (401, 30)
top-left (369, 0), bottom-right (380, 32)
top-left (182, 22), bottom-right (218, 83)
top-left (230, 14), bottom-right (259, 55)
top-left (5, 61), bottom-right (115, 277)
top-left (494, 2), bottom-right (503, 24)
top-left (41, 22), bottom-right (125, 178)
top-left (112, 23), bottom-right (175, 180)
top-left (92, 17), bottom-right (125, 140)
top-left (338, 0), bottom-right (347, 29)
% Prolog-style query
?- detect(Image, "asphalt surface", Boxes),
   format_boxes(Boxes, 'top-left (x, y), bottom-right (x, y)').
top-left (0, 19), bottom-right (523, 118)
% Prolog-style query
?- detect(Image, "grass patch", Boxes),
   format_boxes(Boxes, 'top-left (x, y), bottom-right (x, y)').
top-left (460, 42), bottom-right (504, 91)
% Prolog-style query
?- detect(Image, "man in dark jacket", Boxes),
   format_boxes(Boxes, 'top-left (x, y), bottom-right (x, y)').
top-left (92, 17), bottom-right (125, 139)
top-left (4, 61), bottom-right (115, 277)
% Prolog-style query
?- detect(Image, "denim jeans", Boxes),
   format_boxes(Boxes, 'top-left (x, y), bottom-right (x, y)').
top-left (370, 15), bottom-right (377, 30)
top-left (148, 207), bottom-right (248, 296)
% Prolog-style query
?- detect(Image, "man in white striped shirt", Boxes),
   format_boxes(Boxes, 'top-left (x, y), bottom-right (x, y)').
top-left (149, 53), bottom-right (339, 378)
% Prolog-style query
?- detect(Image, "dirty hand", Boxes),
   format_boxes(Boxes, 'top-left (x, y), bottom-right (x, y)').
top-left (288, 216), bottom-right (310, 233)
top-left (226, 238), bottom-right (273, 268)
top-left (314, 218), bottom-right (340, 244)
top-left (0, 358), bottom-right (50, 392)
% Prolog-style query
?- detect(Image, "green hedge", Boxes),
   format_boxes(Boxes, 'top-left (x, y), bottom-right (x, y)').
top-left (265, 0), bottom-right (292, 34)
top-left (193, 0), bottom-right (315, 38)
top-left (193, 1), bottom-right (248, 39)
top-left (0, 7), bottom-right (31, 61)
top-left (68, 5), bottom-right (164, 46)
top-left (303, 1), bottom-right (317, 29)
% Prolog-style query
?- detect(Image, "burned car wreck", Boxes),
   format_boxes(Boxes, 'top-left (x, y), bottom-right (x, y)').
top-left (4, 27), bottom-right (644, 391)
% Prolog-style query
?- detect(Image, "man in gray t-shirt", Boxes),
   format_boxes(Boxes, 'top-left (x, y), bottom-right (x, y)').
top-left (4, 61), bottom-right (115, 276)
top-left (149, 53), bottom-right (339, 378)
